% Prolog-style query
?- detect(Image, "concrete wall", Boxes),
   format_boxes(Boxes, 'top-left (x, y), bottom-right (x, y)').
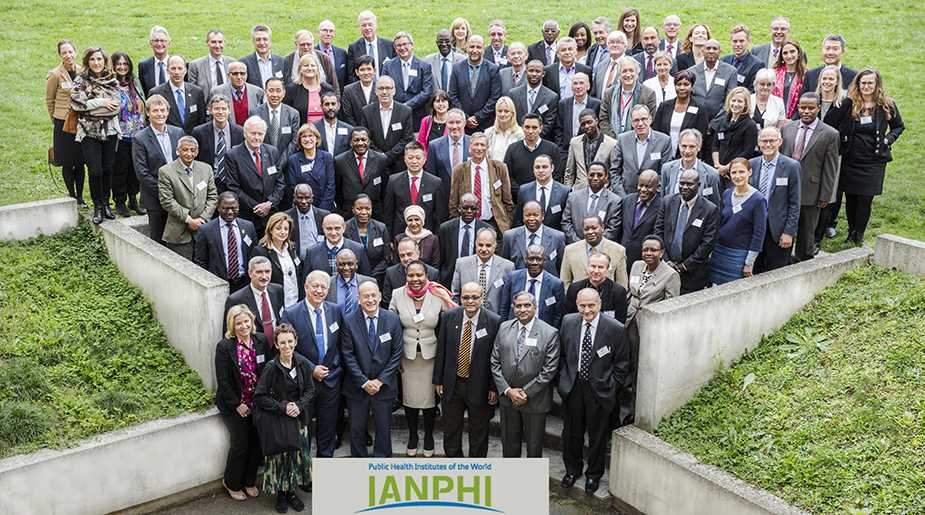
top-left (0, 410), bottom-right (226, 515)
top-left (874, 234), bottom-right (925, 276)
top-left (610, 426), bottom-right (809, 515)
top-left (634, 247), bottom-right (872, 431)
top-left (100, 220), bottom-right (228, 389)
top-left (0, 197), bottom-right (78, 241)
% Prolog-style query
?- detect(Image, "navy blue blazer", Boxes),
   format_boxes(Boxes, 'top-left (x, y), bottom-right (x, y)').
top-left (514, 180), bottom-right (570, 230)
top-left (132, 124), bottom-right (185, 211)
top-left (286, 149), bottom-right (336, 211)
top-left (447, 60), bottom-right (502, 131)
top-left (314, 119), bottom-right (353, 157)
top-left (340, 308), bottom-right (404, 400)
top-left (302, 238), bottom-right (371, 279)
top-left (319, 45), bottom-right (348, 91)
top-left (346, 37), bottom-right (396, 82)
top-left (498, 270), bottom-right (565, 327)
top-left (280, 300), bottom-right (344, 389)
top-left (381, 56), bottom-right (434, 125)
top-left (748, 155), bottom-right (801, 240)
top-left (424, 135), bottom-right (469, 193)
top-left (500, 224), bottom-right (566, 275)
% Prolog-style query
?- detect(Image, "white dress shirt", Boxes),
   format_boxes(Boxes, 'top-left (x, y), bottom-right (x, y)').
top-left (379, 104), bottom-right (393, 138)
top-left (274, 245), bottom-right (299, 307)
top-left (257, 55), bottom-right (274, 88)
top-left (152, 126), bottom-right (172, 161)
top-left (325, 120), bottom-right (338, 152)
top-left (250, 285), bottom-right (277, 324)
top-left (209, 56), bottom-right (227, 87)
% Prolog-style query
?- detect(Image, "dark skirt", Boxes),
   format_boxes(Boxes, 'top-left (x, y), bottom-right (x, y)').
top-left (52, 118), bottom-right (84, 167)
top-left (839, 160), bottom-right (887, 197)
top-left (262, 422), bottom-right (312, 494)
top-left (710, 244), bottom-right (748, 285)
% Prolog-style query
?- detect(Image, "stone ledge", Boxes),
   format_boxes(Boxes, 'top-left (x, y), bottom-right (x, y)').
top-left (874, 233), bottom-right (925, 276)
top-left (0, 197), bottom-right (78, 241)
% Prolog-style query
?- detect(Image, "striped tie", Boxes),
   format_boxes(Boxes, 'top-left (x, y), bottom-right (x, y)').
top-left (215, 130), bottom-right (226, 182)
top-left (457, 320), bottom-right (473, 377)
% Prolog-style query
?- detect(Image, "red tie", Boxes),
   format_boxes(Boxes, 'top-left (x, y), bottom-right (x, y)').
top-left (473, 164), bottom-right (483, 219)
top-left (357, 154), bottom-right (365, 181)
top-left (410, 175), bottom-right (419, 204)
top-left (254, 151), bottom-right (262, 176)
top-left (667, 43), bottom-right (673, 55)
top-left (260, 291), bottom-right (275, 344)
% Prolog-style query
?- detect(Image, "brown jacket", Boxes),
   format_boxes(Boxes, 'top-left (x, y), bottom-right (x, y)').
top-left (448, 159), bottom-right (513, 232)
top-left (45, 63), bottom-right (81, 120)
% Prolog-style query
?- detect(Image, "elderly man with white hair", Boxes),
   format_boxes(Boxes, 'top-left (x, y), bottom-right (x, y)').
top-left (225, 115), bottom-right (285, 234)
top-left (345, 10), bottom-right (395, 80)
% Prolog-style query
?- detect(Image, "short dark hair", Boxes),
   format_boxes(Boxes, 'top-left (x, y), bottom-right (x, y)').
top-left (523, 113), bottom-right (543, 125)
top-left (642, 234), bottom-right (665, 249)
top-left (588, 161), bottom-right (609, 175)
top-left (264, 77), bottom-right (285, 89)
top-left (405, 140), bottom-right (426, 153)
top-left (354, 55), bottom-right (376, 70)
top-left (350, 126), bottom-right (370, 139)
top-left (578, 108), bottom-right (598, 120)
top-left (321, 89), bottom-right (339, 103)
top-left (800, 92), bottom-right (822, 105)
top-left (673, 69), bottom-right (696, 86)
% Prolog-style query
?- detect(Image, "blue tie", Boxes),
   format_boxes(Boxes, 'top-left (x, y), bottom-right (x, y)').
top-left (367, 316), bottom-right (378, 352)
top-left (175, 89), bottom-right (186, 125)
top-left (343, 281), bottom-right (356, 315)
top-left (328, 246), bottom-right (339, 274)
top-left (314, 308), bottom-right (326, 361)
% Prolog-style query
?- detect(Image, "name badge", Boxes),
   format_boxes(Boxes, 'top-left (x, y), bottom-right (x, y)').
top-left (702, 187), bottom-right (713, 196)
top-left (289, 368), bottom-right (298, 379)
top-left (732, 204), bottom-right (742, 214)
top-left (687, 106), bottom-right (699, 114)
top-left (549, 249), bottom-right (557, 260)
top-left (476, 328), bottom-right (488, 339)
top-left (281, 126), bottom-right (292, 134)
top-left (544, 296), bottom-right (556, 306)
top-left (391, 122), bottom-right (403, 131)
top-left (189, 104), bottom-right (198, 113)
top-left (329, 322), bottom-right (339, 333)
top-left (776, 177), bottom-right (788, 186)
top-left (603, 310), bottom-right (615, 318)
top-left (413, 312), bottom-right (425, 323)
top-left (550, 204), bottom-right (561, 214)
top-left (493, 179), bottom-right (502, 190)
top-left (422, 193), bottom-right (433, 202)
top-left (860, 116), bottom-right (873, 125)
top-left (714, 78), bottom-right (726, 87)
top-left (717, 132), bottom-right (725, 141)
top-left (256, 354), bottom-right (266, 364)
top-left (373, 237), bottom-right (384, 247)
top-left (691, 218), bottom-right (703, 228)
top-left (337, 127), bottom-right (349, 135)
top-left (498, 58), bottom-right (508, 65)
top-left (293, 256), bottom-right (301, 266)
top-left (524, 337), bottom-right (538, 347)
top-left (736, 74), bottom-right (746, 84)
top-left (196, 180), bottom-right (207, 191)
top-left (379, 333), bottom-right (392, 343)
top-left (537, 104), bottom-right (549, 114)
top-left (301, 163), bottom-right (313, 172)
top-left (61, 81), bottom-right (73, 89)
top-left (408, 68), bottom-right (418, 77)
top-left (596, 346), bottom-right (611, 358)
top-left (598, 209), bottom-right (607, 220)
top-left (267, 166), bottom-right (278, 175)
top-left (243, 235), bottom-right (253, 246)
top-left (373, 176), bottom-right (382, 185)
top-left (493, 278), bottom-right (504, 288)
top-left (649, 152), bottom-right (661, 160)
top-left (275, 71), bottom-right (283, 78)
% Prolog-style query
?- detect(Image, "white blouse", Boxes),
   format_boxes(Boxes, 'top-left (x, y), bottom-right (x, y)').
top-left (751, 93), bottom-right (787, 128)
top-left (274, 245), bottom-right (300, 307)
top-left (484, 126), bottom-right (525, 162)
top-left (644, 76), bottom-right (676, 109)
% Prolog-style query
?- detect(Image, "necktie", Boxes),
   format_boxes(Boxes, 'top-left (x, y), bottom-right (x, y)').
top-left (606, 63), bottom-right (618, 90)
top-left (792, 126), bottom-right (808, 161)
top-left (671, 201), bottom-right (689, 259)
top-left (328, 246), bottom-right (339, 274)
top-left (760, 160), bottom-right (773, 198)
top-left (469, 64), bottom-right (478, 96)
top-left (473, 165), bottom-right (483, 218)
top-left (545, 46), bottom-right (553, 65)
top-left (457, 320), bottom-right (472, 377)
top-left (402, 61), bottom-right (410, 91)
top-left (367, 42), bottom-right (375, 73)
top-left (666, 43), bottom-right (673, 55)
top-left (460, 224), bottom-right (471, 257)
top-left (185, 166), bottom-right (192, 178)
top-left (538, 186), bottom-right (547, 212)
top-left (579, 322), bottom-right (593, 380)
top-left (441, 58), bottom-right (450, 89)
top-left (410, 175), bottom-right (419, 204)
top-left (215, 130), bottom-right (226, 180)
top-left (260, 292), bottom-right (274, 341)
top-left (215, 60), bottom-right (224, 86)
top-left (357, 154), bottom-right (365, 181)
top-left (451, 141), bottom-right (461, 168)
top-left (253, 150), bottom-right (263, 176)
top-left (513, 71), bottom-right (521, 84)
top-left (516, 327), bottom-right (527, 360)
top-left (633, 202), bottom-right (645, 228)
top-left (343, 281), bottom-right (356, 314)
top-left (268, 109), bottom-right (279, 147)
top-left (528, 89), bottom-right (536, 113)
top-left (529, 232), bottom-right (538, 247)
top-left (314, 308), bottom-right (326, 360)
top-left (234, 88), bottom-right (243, 102)
top-left (588, 193), bottom-right (599, 216)
top-left (175, 89), bottom-right (186, 125)
top-left (157, 62), bottom-right (166, 85)
top-left (226, 222), bottom-right (239, 280)
top-left (367, 316), bottom-right (378, 351)
top-left (528, 278), bottom-right (537, 297)
top-left (478, 262), bottom-right (488, 302)
top-left (773, 47), bottom-right (780, 60)
top-left (646, 56), bottom-right (654, 79)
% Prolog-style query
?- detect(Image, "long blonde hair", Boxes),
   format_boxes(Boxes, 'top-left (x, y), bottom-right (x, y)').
top-left (847, 68), bottom-right (895, 121)
top-left (296, 53), bottom-right (321, 87)
top-left (814, 65), bottom-right (844, 108)
top-left (450, 17), bottom-right (471, 49)
top-left (492, 96), bottom-right (520, 134)
top-left (259, 212), bottom-right (293, 247)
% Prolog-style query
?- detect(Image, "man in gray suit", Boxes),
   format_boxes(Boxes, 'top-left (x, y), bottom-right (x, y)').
top-left (188, 30), bottom-right (233, 96)
top-left (593, 31), bottom-right (628, 99)
top-left (157, 136), bottom-right (218, 259)
top-left (690, 40), bottom-right (738, 122)
top-left (255, 77), bottom-right (300, 170)
top-left (508, 60), bottom-right (558, 139)
top-left (328, 248), bottom-right (375, 317)
top-left (660, 129), bottom-right (722, 209)
top-left (451, 227), bottom-right (515, 313)
top-left (750, 126), bottom-right (801, 273)
top-left (750, 17), bottom-right (791, 67)
top-left (498, 42), bottom-right (528, 96)
top-left (599, 56), bottom-right (657, 137)
top-left (424, 30), bottom-right (465, 93)
top-left (610, 105), bottom-right (672, 196)
top-left (210, 61), bottom-right (265, 126)
top-left (562, 163), bottom-right (621, 243)
top-left (239, 24), bottom-right (285, 89)
top-left (133, 94), bottom-right (185, 245)
top-left (490, 291), bottom-right (560, 457)
top-left (781, 94), bottom-right (840, 261)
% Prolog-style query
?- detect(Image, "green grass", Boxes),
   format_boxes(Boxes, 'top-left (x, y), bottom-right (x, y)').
top-left (655, 265), bottom-right (925, 514)
top-left (0, 222), bottom-right (212, 458)
top-left (2, 0), bottom-right (922, 246)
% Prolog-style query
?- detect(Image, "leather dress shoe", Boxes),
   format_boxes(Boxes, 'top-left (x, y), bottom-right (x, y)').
top-left (91, 207), bottom-right (104, 225)
top-left (585, 478), bottom-right (600, 493)
top-left (561, 474), bottom-right (578, 488)
top-left (286, 492), bottom-right (305, 512)
top-left (103, 205), bottom-right (116, 220)
top-left (115, 204), bottom-right (131, 217)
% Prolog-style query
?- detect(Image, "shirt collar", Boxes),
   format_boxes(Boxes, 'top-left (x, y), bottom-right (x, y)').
top-left (326, 238), bottom-right (343, 250)
top-left (519, 317), bottom-right (535, 333)
top-left (365, 308), bottom-right (380, 320)
top-left (526, 225), bottom-right (543, 239)
top-left (305, 298), bottom-right (324, 312)
top-left (250, 284), bottom-right (267, 297)
top-left (338, 274), bottom-right (357, 287)
top-left (803, 118), bottom-right (819, 131)
top-left (559, 63), bottom-right (574, 73)
top-left (583, 313), bottom-right (600, 330)
top-left (464, 309), bottom-right (480, 326)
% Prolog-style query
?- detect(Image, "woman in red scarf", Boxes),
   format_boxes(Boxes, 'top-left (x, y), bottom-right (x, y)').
top-left (771, 40), bottom-right (806, 119)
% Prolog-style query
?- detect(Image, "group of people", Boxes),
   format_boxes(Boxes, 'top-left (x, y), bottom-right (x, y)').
top-left (43, 7), bottom-right (904, 513)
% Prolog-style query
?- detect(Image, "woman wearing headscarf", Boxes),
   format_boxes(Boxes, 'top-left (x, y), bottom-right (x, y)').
top-left (392, 204), bottom-right (440, 267)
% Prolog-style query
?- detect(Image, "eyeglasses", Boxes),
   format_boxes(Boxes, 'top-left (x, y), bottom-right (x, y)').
top-left (461, 295), bottom-right (481, 301)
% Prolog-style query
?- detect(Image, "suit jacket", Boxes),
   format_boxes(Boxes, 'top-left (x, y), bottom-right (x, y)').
top-left (283, 81), bottom-right (336, 125)
top-left (513, 180), bottom-right (570, 230)
top-left (327, 273), bottom-right (376, 307)
top-left (610, 130), bottom-right (673, 196)
top-left (600, 83), bottom-right (658, 137)
top-left (498, 66), bottom-right (526, 97)
top-left (801, 65), bottom-right (857, 96)
top-left (188, 55), bottom-right (234, 97)
top-left (316, 45), bottom-right (348, 90)
top-left (618, 193), bottom-right (661, 269)
top-left (223, 283), bottom-right (285, 334)
top-left (343, 217), bottom-right (391, 282)
top-left (560, 238), bottom-right (629, 291)
top-left (781, 120), bottom-right (840, 205)
top-left (451, 255), bottom-right (515, 313)
top-left (690, 61), bottom-right (738, 121)
top-left (527, 41), bottom-right (558, 66)
top-left (634, 51), bottom-right (660, 81)
top-left (340, 80), bottom-right (377, 127)
top-left (627, 260), bottom-right (680, 319)
top-left (659, 159), bottom-right (723, 209)
top-left (240, 52), bottom-right (285, 89)
top-left (286, 149), bottom-right (336, 211)
top-left (585, 44), bottom-right (609, 78)
top-left (424, 134), bottom-right (469, 192)
top-left (225, 143), bottom-right (285, 222)
top-left (249, 243), bottom-right (303, 297)
top-left (557, 95), bottom-right (601, 157)
top-left (500, 225), bottom-right (566, 275)
top-left (281, 50), bottom-right (339, 91)
top-left (437, 217), bottom-right (490, 287)
top-left (191, 121), bottom-right (244, 172)
top-left (653, 193), bottom-right (719, 291)
top-left (542, 62), bottom-right (594, 100)
top-left (340, 308), bottom-right (403, 400)
top-left (498, 270), bottom-right (565, 327)
top-left (508, 83), bottom-right (558, 139)
top-left (434, 307), bottom-right (502, 409)
top-left (564, 133), bottom-right (618, 188)
top-left (563, 277), bottom-right (628, 322)
top-left (286, 205), bottom-right (329, 259)
top-left (448, 159), bottom-right (514, 232)
top-left (150, 82), bottom-right (207, 134)
top-left (255, 103), bottom-right (301, 168)
top-left (333, 149), bottom-right (389, 220)
top-left (388, 288), bottom-right (446, 360)
top-left (314, 119), bottom-right (353, 156)
top-left (491, 317), bottom-right (560, 413)
top-left (345, 37), bottom-right (396, 83)
top-left (132, 124), bottom-right (185, 211)
top-left (303, 238), bottom-right (372, 279)
top-left (381, 262), bottom-right (438, 308)
top-left (193, 217), bottom-right (258, 281)
top-left (424, 51), bottom-right (466, 93)
top-left (280, 300), bottom-right (344, 389)
top-left (138, 56), bottom-right (172, 96)
top-left (483, 45), bottom-right (509, 65)
top-left (214, 333), bottom-right (274, 414)
top-left (720, 53), bottom-right (764, 91)
top-left (382, 170), bottom-right (447, 236)
top-left (209, 83), bottom-right (265, 125)
top-left (157, 159), bottom-right (217, 244)
top-left (749, 154), bottom-right (802, 240)
top-left (382, 55), bottom-right (434, 125)
top-left (593, 57), bottom-right (626, 99)
top-left (556, 313), bottom-right (629, 409)
top-left (561, 186), bottom-right (621, 243)
top-left (651, 99), bottom-right (710, 159)
top-left (361, 101), bottom-right (414, 172)
top-left (447, 60), bottom-right (501, 131)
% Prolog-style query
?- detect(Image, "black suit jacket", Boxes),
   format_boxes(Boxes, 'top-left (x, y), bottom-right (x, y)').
top-left (483, 45), bottom-right (509, 65)
top-left (514, 180), bottom-right (570, 230)
top-left (527, 41), bottom-right (558, 66)
top-left (436, 218), bottom-right (490, 287)
top-left (346, 37), bottom-right (396, 83)
top-left (652, 99), bottom-right (710, 159)
top-left (333, 149), bottom-right (389, 220)
top-left (344, 216), bottom-right (391, 283)
top-left (361, 102), bottom-right (414, 172)
top-left (191, 122), bottom-right (244, 174)
top-left (654, 194), bottom-right (719, 291)
top-left (802, 65), bottom-right (857, 96)
top-left (224, 143), bottom-right (286, 223)
top-left (340, 307), bottom-right (403, 400)
top-left (303, 238), bottom-right (371, 279)
top-left (193, 217), bottom-right (259, 281)
top-left (250, 244), bottom-right (302, 292)
top-left (556, 313), bottom-right (629, 410)
top-left (132, 124), bottom-right (185, 211)
top-left (240, 52), bottom-right (285, 89)
top-left (381, 262), bottom-right (438, 308)
top-left (447, 60), bottom-right (502, 131)
top-left (508, 83), bottom-right (558, 139)
top-left (314, 119), bottom-right (353, 156)
top-left (434, 307), bottom-right (502, 408)
top-left (556, 95), bottom-right (601, 158)
top-left (382, 170), bottom-right (447, 236)
top-left (542, 62), bottom-right (593, 100)
top-left (214, 333), bottom-right (274, 414)
top-left (138, 56), bottom-right (167, 96)
top-left (286, 205), bottom-right (329, 259)
top-left (150, 82), bottom-right (207, 134)
top-left (563, 278), bottom-right (628, 324)
top-left (340, 81), bottom-right (377, 127)
top-left (223, 283), bottom-right (285, 334)
top-left (618, 193), bottom-right (661, 272)
top-left (283, 82), bottom-right (336, 125)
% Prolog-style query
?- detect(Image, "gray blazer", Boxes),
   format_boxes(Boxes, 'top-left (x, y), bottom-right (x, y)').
top-left (451, 255), bottom-right (515, 313)
top-left (188, 55), bottom-right (234, 98)
top-left (780, 120), bottom-right (840, 205)
top-left (626, 260), bottom-right (680, 319)
top-left (499, 66), bottom-right (526, 97)
top-left (610, 129), bottom-right (673, 196)
top-left (388, 288), bottom-right (446, 360)
top-left (255, 103), bottom-right (301, 166)
top-left (659, 159), bottom-right (723, 210)
top-left (209, 83), bottom-right (265, 125)
top-left (561, 186), bottom-right (621, 243)
top-left (490, 317), bottom-right (560, 413)
top-left (689, 61), bottom-right (738, 120)
top-left (326, 272), bottom-right (375, 304)
top-left (750, 44), bottom-right (773, 67)
top-left (593, 58), bottom-right (621, 98)
top-left (564, 133), bottom-right (618, 188)
top-left (424, 52), bottom-right (466, 92)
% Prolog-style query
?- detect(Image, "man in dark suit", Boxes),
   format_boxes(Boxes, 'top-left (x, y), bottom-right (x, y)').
top-left (382, 141), bottom-right (447, 236)
top-left (318, 20), bottom-right (349, 91)
top-left (585, 17), bottom-right (612, 75)
top-left (240, 24), bottom-right (285, 89)
top-left (483, 20), bottom-right (509, 66)
top-left (381, 237), bottom-right (439, 308)
top-left (303, 213), bottom-right (371, 278)
top-left (654, 169), bottom-right (720, 294)
top-left (286, 183), bottom-right (328, 261)
top-left (382, 32), bottom-right (434, 127)
top-left (193, 192), bottom-right (258, 292)
top-left (619, 170), bottom-right (661, 272)
top-left (498, 245), bottom-right (566, 327)
top-left (751, 126), bottom-right (801, 273)
top-left (138, 26), bottom-right (172, 96)
top-left (255, 78), bottom-right (300, 172)
top-left (345, 10), bottom-right (395, 81)
top-left (340, 282), bottom-right (403, 457)
top-left (750, 16), bottom-right (791, 67)
top-left (721, 25), bottom-right (765, 92)
top-left (340, 55), bottom-right (378, 127)
top-left (329, 249), bottom-right (376, 316)
top-left (633, 27), bottom-right (662, 82)
top-left (344, 195), bottom-right (391, 283)
top-left (224, 116), bottom-right (285, 235)
top-left (690, 40), bottom-right (739, 122)
top-left (281, 30), bottom-right (340, 90)
top-left (558, 288), bottom-right (629, 493)
top-left (513, 155), bottom-right (570, 230)
top-left (563, 253), bottom-right (628, 323)
top-left (280, 269), bottom-right (345, 457)
top-left (132, 95), bottom-right (184, 244)
top-left (510, 61), bottom-right (558, 139)
top-left (424, 109), bottom-right (469, 194)
top-left (556, 73), bottom-right (600, 162)
top-left (315, 91), bottom-right (353, 156)
top-left (501, 201), bottom-right (566, 276)
top-left (223, 255), bottom-right (284, 335)
top-left (192, 95), bottom-right (243, 189)
top-left (527, 20), bottom-right (560, 66)
top-left (561, 163), bottom-right (621, 243)
top-left (150, 56), bottom-right (207, 134)
top-left (659, 15), bottom-right (682, 60)
top-left (800, 35), bottom-right (857, 94)
top-left (448, 35), bottom-right (501, 133)
top-left (333, 127), bottom-right (389, 220)
top-left (610, 105), bottom-right (672, 196)
top-left (437, 193), bottom-right (489, 288)
top-left (434, 282), bottom-right (502, 457)
top-left (543, 37), bottom-right (593, 100)
top-left (503, 114), bottom-right (563, 194)
top-left (361, 76), bottom-right (413, 173)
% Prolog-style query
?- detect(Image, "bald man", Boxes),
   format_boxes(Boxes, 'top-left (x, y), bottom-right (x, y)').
top-left (361, 75), bottom-right (414, 172)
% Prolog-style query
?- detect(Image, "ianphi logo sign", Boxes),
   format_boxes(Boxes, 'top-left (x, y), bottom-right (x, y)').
top-left (314, 458), bottom-right (549, 515)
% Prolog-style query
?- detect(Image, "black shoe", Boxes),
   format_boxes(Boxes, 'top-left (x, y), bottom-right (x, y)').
top-left (366, 433), bottom-right (373, 446)
top-left (115, 204), bottom-right (131, 217)
top-left (275, 492), bottom-right (288, 513)
top-left (76, 197), bottom-right (88, 208)
top-left (854, 232), bottom-right (865, 245)
top-left (844, 230), bottom-right (856, 245)
top-left (130, 198), bottom-right (146, 215)
top-left (91, 207), bottom-right (104, 225)
top-left (286, 492), bottom-right (305, 512)
top-left (299, 482), bottom-right (312, 493)
top-left (102, 205), bottom-right (116, 220)
top-left (585, 478), bottom-right (600, 493)
top-left (561, 474), bottom-right (578, 488)
top-left (825, 227), bottom-right (837, 239)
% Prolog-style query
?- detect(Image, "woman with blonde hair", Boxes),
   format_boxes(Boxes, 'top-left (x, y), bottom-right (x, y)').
top-left (251, 212), bottom-right (301, 308)
top-left (284, 52), bottom-right (335, 124)
top-left (46, 40), bottom-right (86, 207)
top-left (710, 87), bottom-right (758, 185)
top-left (484, 96), bottom-right (524, 161)
top-left (450, 17), bottom-right (471, 54)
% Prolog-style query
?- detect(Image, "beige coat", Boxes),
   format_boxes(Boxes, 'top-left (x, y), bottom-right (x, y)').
top-left (157, 159), bottom-right (218, 244)
top-left (388, 288), bottom-right (446, 360)
top-left (564, 133), bottom-right (618, 189)
top-left (559, 237), bottom-right (629, 291)
top-left (45, 63), bottom-right (81, 120)
top-left (626, 260), bottom-right (681, 319)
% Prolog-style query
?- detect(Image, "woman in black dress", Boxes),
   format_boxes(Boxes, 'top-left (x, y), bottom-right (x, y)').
top-left (45, 40), bottom-right (86, 206)
top-left (710, 87), bottom-right (758, 190)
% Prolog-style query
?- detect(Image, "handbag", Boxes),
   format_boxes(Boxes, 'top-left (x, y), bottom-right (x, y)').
top-left (48, 147), bottom-right (59, 167)
top-left (254, 399), bottom-right (300, 456)
top-left (62, 109), bottom-right (78, 134)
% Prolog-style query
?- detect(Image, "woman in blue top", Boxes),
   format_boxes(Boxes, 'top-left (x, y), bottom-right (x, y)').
top-left (710, 158), bottom-right (767, 285)
top-left (286, 123), bottom-right (335, 211)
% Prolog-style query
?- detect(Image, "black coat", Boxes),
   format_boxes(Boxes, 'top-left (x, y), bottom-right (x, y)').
top-left (214, 333), bottom-right (275, 415)
top-left (193, 217), bottom-right (259, 281)
top-left (250, 244), bottom-right (302, 293)
top-left (283, 82), bottom-right (336, 125)
top-left (361, 102), bottom-right (414, 172)
top-left (224, 143), bottom-right (286, 223)
top-left (224, 283), bottom-right (285, 334)
top-left (618, 193), bottom-right (661, 274)
top-left (333, 149), bottom-right (389, 220)
top-left (254, 354), bottom-right (315, 426)
top-left (433, 307), bottom-right (502, 409)
top-left (191, 121), bottom-right (244, 175)
top-left (382, 170), bottom-right (448, 236)
top-left (149, 81), bottom-right (207, 134)
top-left (556, 313), bottom-right (629, 410)
top-left (344, 217), bottom-right (391, 283)
top-left (436, 218), bottom-right (490, 287)
top-left (652, 99), bottom-right (709, 159)
top-left (654, 194), bottom-right (719, 292)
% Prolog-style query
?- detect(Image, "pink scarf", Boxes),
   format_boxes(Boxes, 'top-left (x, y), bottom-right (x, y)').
top-left (773, 66), bottom-right (803, 119)
top-left (405, 281), bottom-right (458, 309)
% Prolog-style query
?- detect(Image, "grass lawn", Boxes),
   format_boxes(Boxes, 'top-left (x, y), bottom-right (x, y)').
top-left (655, 265), bottom-right (925, 514)
top-left (1, 0), bottom-right (921, 246)
top-left (0, 222), bottom-right (212, 458)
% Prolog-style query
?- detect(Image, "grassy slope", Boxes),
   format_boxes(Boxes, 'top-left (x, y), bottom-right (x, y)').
top-left (655, 266), bottom-right (925, 514)
top-left (0, 0), bottom-right (922, 246)
top-left (0, 222), bottom-right (212, 458)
